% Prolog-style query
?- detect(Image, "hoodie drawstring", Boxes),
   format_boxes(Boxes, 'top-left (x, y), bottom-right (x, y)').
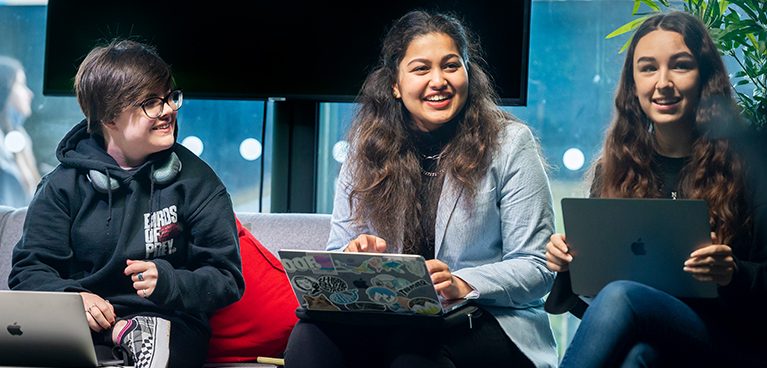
top-left (104, 166), bottom-right (113, 238)
top-left (149, 163), bottom-right (156, 215)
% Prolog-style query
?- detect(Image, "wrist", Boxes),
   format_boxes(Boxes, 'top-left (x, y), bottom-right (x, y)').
top-left (453, 275), bottom-right (476, 299)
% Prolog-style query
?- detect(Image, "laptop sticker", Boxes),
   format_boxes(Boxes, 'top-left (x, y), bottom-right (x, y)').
top-left (283, 252), bottom-right (442, 314)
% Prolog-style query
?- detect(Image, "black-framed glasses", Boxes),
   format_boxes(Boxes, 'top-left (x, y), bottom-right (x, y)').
top-left (138, 89), bottom-right (183, 118)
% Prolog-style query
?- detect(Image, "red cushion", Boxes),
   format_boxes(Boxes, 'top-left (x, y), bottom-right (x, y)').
top-left (207, 217), bottom-right (299, 362)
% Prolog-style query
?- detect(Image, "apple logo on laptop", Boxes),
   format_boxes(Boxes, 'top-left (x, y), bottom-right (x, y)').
top-left (631, 238), bottom-right (647, 256)
top-left (7, 322), bottom-right (22, 336)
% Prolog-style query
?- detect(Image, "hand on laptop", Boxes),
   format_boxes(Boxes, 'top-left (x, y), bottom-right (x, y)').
top-left (427, 259), bottom-right (472, 300)
top-left (684, 232), bottom-right (736, 286)
top-left (545, 234), bottom-right (572, 272)
top-left (79, 291), bottom-right (116, 333)
top-left (345, 234), bottom-right (387, 253)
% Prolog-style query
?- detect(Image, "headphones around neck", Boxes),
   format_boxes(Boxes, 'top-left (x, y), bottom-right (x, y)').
top-left (87, 152), bottom-right (182, 194)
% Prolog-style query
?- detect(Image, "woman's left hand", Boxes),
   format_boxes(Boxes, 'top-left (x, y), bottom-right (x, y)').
top-left (426, 259), bottom-right (473, 300)
top-left (684, 233), bottom-right (737, 286)
top-left (124, 259), bottom-right (158, 298)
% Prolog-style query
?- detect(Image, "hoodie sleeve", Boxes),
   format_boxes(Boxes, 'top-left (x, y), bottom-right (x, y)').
top-left (148, 187), bottom-right (245, 314)
top-left (9, 170), bottom-right (89, 292)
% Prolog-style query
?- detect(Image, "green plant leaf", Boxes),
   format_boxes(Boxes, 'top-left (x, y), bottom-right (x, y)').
top-left (606, 16), bottom-right (650, 39)
top-left (640, 0), bottom-right (661, 12)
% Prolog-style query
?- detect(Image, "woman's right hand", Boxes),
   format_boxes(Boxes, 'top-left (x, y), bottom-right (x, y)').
top-left (345, 234), bottom-right (387, 253)
top-left (79, 292), bottom-right (116, 333)
top-left (546, 233), bottom-right (573, 272)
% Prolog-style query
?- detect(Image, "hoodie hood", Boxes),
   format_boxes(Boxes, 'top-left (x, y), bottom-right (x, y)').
top-left (56, 119), bottom-right (174, 184)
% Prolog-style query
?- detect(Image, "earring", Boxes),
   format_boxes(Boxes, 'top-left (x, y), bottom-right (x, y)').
top-left (393, 91), bottom-right (400, 98)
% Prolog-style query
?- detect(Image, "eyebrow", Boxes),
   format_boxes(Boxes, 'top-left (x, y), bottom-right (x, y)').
top-left (635, 51), bottom-right (695, 64)
top-left (405, 54), bottom-right (462, 67)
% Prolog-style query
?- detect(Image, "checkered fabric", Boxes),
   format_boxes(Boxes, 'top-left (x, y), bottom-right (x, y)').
top-left (118, 316), bottom-right (170, 368)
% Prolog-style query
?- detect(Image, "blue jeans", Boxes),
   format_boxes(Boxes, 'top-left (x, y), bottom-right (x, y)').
top-left (559, 280), bottom-right (765, 368)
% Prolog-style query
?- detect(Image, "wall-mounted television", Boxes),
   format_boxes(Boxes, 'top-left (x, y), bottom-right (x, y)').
top-left (44, 0), bottom-right (531, 105)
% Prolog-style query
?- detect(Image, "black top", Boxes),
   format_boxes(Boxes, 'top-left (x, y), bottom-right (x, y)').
top-left (654, 153), bottom-right (689, 198)
top-left (411, 119), bottom-right (459, 259)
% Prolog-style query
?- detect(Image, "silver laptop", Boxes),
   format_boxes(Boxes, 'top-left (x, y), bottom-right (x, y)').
top-left (561, 198), bottom-right (718, 298)
top-left (0, 290), bottom-right (120, 367)
top-left (278, 250), bottom-right (470, 317)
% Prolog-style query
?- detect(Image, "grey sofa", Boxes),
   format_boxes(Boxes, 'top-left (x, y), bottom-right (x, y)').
top-left (0, 205), bottom-right (332, 368)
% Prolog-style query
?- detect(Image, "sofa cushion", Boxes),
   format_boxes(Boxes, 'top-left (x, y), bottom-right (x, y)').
top-left (1, 206), bottom-right (26, 290)
top-left (236, 213), bottom-right (331, 257)
top-left (206, 217), bottom-right (299, 362)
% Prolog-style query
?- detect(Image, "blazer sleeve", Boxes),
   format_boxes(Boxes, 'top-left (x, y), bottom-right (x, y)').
top-left (452, 124), bottom-right (556, 307)
top-left (326, 162), bottom-right (364, 251)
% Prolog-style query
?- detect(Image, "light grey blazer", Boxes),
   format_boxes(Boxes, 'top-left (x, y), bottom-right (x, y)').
top-left (327, 122), bottom-right (558, 367)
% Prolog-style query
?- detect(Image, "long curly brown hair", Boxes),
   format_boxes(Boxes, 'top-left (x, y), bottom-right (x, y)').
top-left (345, 10), bottom-right (512, 252)
top-left (595, 11), bottom-right (749, 245)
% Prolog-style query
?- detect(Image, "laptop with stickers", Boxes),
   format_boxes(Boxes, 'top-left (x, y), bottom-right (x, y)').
top-left (0, 290), bottom-right (124, 367)
top-left (561, 198), bottom-right (718, 298)
top-left (278, 250), bottom-right (474, 326)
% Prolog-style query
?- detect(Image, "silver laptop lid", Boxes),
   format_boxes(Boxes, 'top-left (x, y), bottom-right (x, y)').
top-left (0, 290), bottom-right (99, 367)
top-left (562, 198), bottom-right (717, 298)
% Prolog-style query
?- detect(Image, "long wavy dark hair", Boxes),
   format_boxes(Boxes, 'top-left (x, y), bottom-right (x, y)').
top-left (595, 11), bottom-right (748, 245)
top-left (345, 10), bottom-right (512, 252)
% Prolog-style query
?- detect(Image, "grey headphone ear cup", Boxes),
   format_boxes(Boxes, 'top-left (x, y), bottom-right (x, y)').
top-left (152, 152), bottom-right (182, 185)
top-left (87, 152), bottom-right (181, 193)
top-left (87, 170), bottom-right (120, 194)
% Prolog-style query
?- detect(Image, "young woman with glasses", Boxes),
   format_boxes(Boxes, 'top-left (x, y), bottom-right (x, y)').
top-left (9, 39), bottom-right (244, 368)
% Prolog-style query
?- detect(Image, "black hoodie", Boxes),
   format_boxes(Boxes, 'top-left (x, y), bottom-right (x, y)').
top-left (9, 120), bottom-right (245, 335)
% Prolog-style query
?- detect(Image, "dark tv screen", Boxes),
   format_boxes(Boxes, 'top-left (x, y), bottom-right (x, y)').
top-left (44, 1), bottom-right (531, 105)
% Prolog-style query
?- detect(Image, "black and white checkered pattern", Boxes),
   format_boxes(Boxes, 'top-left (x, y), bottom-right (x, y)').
top-left (119, 316), bottom-right (170, 368)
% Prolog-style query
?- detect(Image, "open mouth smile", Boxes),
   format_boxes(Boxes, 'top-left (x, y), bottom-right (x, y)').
top-left (152, 123), bottom-right (172, 131)
top-left (423, 93), bottom-right (453, 108)
top-left (652, 97), bottom-right (682, 110)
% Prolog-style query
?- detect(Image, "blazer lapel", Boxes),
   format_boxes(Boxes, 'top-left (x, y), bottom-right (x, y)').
top-left (434, 175), bottom-right (463, 256)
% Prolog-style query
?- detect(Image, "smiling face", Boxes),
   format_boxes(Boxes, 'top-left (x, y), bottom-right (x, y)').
top-left (103, 88), bottom-right (176, 168)
top-left (393, 32), bottom-right (469, 132)
top-left (633, 30), bottom-right (701, 129)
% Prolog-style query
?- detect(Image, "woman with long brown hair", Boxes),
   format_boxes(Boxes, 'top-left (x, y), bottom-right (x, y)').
top-left (545, 11), bottom-right (767, 366)
top-left (286, 10), bottom-right (558, 368)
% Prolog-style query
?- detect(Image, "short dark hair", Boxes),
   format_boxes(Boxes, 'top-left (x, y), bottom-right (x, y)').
top-left (75, 39), bottom-right (173, 133)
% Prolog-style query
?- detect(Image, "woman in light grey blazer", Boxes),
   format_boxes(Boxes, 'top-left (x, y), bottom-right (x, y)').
top-left (285, 10), bottom-right (557, 368)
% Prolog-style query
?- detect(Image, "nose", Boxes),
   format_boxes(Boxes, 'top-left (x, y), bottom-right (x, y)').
top-left (158, 101), bottom-right (176, 119)
top-left (429, 69), bottom-right (447, 89)
top-left (656, 68), bottom-right (673, 90)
